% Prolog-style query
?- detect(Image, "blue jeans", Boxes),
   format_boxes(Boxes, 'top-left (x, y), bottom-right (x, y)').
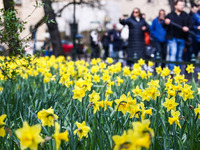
top-left (112, 50), bottom-right (123, 63)
top-left (167, 38), bottom-right (185, 70)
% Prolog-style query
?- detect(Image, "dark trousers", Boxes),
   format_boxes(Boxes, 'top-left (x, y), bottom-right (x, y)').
top-left (153, 41), bottom-right (167, 68)
top-left (194, 41), bottom-right (200, 57)
top-left (91, 45), bottom-right (100, 58)
top-left (103, 46), bottom-right (109, 60)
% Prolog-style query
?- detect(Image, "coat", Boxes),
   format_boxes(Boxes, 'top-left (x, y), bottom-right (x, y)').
top-left (119, 15), bottom-right (149, 59)
top-left (150, 17), bottom-right (166, 43)
top-left (162, 11), bottom-right (192, 40)
top-left (193, 11), bottom-right (200, 42)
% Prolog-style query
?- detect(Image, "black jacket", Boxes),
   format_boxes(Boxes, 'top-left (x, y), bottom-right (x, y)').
top-left (162, 11), bottom-right (192, 40)
top-left (113, 30), bottom-right (123, 51)
top-left (119, 15), bottom-right (149, 59)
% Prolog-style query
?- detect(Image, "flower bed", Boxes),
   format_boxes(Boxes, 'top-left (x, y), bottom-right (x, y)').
top-left (0, 56), bottom-right (200, 150)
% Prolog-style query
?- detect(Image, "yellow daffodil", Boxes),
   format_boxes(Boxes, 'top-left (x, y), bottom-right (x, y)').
top-left (113, 119), bottom-right (154, 150)
top-left (161, 67), bottom-right (170, 78)
top-left (0, 87), bottom-right (3, 92)
top-left (132, 86), bottom-right (142, 97)
top-left (37, 107), bottom-right (58, 127)
top-left (115, 94), bottom-right (128, 115)
top-left (186, 64), bottom-right (195, 74)
top-left (15, 121), bottom-right (44, 150)
top-left (116, 76), bottom-right (123, 86)
top-left (103, 96), bottom-right (113, 111)
top-left (155, 66), bottom-right (162, 75)
top-left (73, 121), bottom-right (90, 140)
top-left (89, 90), bottom-right (100, 102)
top-left (123, 67), bottom-right (131, 76)
top-left (0, 114), bottom-right (7, 137)
top-left (138, 58), bottom-right (145, 66)
top-left (93, 74), bottom-right (100, 83)
top-left (106, 57), bottom-right (114, 64)
top-left (173, 66), bottom-right (181, 75)
top-left (179, 84), bottom-right (194, 101)
top-left (112, 131), bottom-right (133, 150)
top-left (198, 88), bottom-right (200, 95)
top-left (194, 104), bottom-right (200, 119)
top-left (148, 61), bottom-right (154, 67)
top-left (72, 86), bottom-right (86, 102)
top-left (162, 97), bottom-right (179, 112)
top-left (53, 122), bottom-right (69, 150)
top-left (105, 86), bottom-right (113, 97)
top-left (168, 110), bottom-right (181, 128)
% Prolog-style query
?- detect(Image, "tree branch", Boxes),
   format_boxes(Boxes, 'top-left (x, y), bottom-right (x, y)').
top-left (56, 0), bottom-right (101, 17)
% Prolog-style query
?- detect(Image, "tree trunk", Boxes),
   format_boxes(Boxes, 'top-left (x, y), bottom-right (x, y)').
top-left (168, 0), bottom-right (175, 11)
top-left (42, 0), bottom-right (63, 57)
top-left (3, 0), bottom-right (14, 11)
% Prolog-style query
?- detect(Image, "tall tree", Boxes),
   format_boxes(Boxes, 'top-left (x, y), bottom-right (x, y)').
top-left (42, 0), bottom-right (63, 57)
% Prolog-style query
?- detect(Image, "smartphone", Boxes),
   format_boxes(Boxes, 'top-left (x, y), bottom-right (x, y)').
top-left (123, 14), bottom-right (129, 17)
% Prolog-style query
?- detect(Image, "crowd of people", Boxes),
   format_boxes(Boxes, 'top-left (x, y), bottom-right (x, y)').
top-left (90, 0), bottom-right (200, 70)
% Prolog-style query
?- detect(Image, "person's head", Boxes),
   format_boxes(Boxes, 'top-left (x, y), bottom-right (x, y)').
top-left (174, 0), bottom-right (184, 12)
top-left (132, 8), bottom-right (141, 18)
top-left (198, 1), bottom-right (200, 10)
top-left (191, 3), bottom-right (198, 13)
top-left (141, 13), bottom-right (146, 19)
top-left (158, 9), bottom-right (165, 19)
top-left (113, 24), bottom-right (116, 29)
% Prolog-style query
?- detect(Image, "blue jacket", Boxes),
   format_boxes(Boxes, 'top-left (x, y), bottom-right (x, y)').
top-left (150, 17), bottom-right (166, 42)
top-left (193, 11), bottom-right (200, 42)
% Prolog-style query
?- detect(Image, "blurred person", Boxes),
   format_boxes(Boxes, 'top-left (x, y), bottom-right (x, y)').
top-left (24, 39), bottom-right (34, 56)
top-left (189, 3), bottom-right (198, 17)
top-left (112, 23), bottom-right (124, 63)
top-left (107, 24), bottom-right (116, 58)
top-left (119, 8), bottom-right (149, 66)
top-left (183, 3), bottom-right (198, 62)
top-left (90, 30), bottom-right (100, 58)
top-left (163, 0), bottom-right (192, 70)
top-left (101, 31), bottom-right (110, 60)
top-left (193, 1), bottom-right (200, 58)
top-left (150, 9), bottom-right (167, 67)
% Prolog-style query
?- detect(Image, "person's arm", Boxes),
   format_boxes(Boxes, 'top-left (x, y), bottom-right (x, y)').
top-left (141, 20), bottom-right (150, 32)
top-left (119, 17), bottom-right (130, 26)
top-left (150, 20), bottom-right (156, 37)
top-left (193, 14), bottom-right (200, 31)
top-left (161, 14), bottom-right (170, 29)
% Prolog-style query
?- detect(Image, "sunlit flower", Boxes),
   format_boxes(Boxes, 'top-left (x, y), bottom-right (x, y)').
top-left (37, 107), bottom-right (58, 127)
top-left (138, 58), bottom-right (145, 66)
top-left (0, 114), bottom-right (7, 137)
top-left (194, 104), bottom-right (200, 119)
top-left (168, 110), bottom-right (181, 128)
top-left (15, 121), bottom-right (44, 150)
top-left (162, 97), bottom-right (179, 112)
top-left (53, 122), bottom-right (69, 150)
top-left (186, 64), bottom-right (195, 74)
top-left (73, 121), bottom-right (90, 140)
top-left (72, 86), bottom-right (86, 102)
top-left (106, 57), bottom-right (114, 64)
